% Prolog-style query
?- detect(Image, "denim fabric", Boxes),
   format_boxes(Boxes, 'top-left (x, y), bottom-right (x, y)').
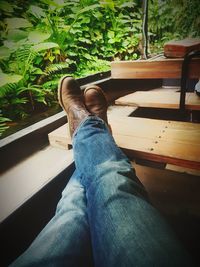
top-left (10, 171), bottom-right (93, 267)
top-left (11, 116), bottom-right (193, 267)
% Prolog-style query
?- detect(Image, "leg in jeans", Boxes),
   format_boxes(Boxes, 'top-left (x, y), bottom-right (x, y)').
top-left (73, 116), bottom-right (193, 267)
top-left (10, 170), bottom-right (93, 267)
top-left (11, 76), bottom-right (195, 266)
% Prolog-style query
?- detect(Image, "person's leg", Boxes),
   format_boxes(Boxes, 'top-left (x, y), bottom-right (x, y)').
top-left (73, 116), bottom-right (193, 267)
top-left (56, 77), bottom-right (193, 266)
top-left (10, 170), bottom-right (93, 267)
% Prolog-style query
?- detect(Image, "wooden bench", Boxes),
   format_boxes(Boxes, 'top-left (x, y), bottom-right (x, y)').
top-left (49, 51), bottom-right (200, 173)
top-left (164, 38), bottom-right (200, 58)
top-left (48, 113), bottom-right (200, 171)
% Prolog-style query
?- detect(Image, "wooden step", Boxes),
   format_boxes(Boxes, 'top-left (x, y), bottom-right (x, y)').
top-left (48, 105), bottom-right (134, 150)
top-left (48, 116), bottom-right (200, 170)
top-left (111, 58), bottom-right (200, 79)
top-left (164, 38), bottom-right (200, 58)
top-left (115, 91), bottom-right (200, 110)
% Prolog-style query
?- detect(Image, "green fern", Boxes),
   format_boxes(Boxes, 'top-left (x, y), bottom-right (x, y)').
top-left (42, 79), bottom-right (60, 90)
top-left (0, 82), bottom-right (18, 98)
top-left (15, 44), bottom-right (37, 68)
top-left (0, 114), bottom-right (11, 137)
top-left (44, 63), bottom-right (70, 75)
top-left (15, 45), bottom-right (31, 61)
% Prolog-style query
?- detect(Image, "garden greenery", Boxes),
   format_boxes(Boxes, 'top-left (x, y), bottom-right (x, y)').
top-left (0, 0), bottom-right (199, 137)
top-left (149, 0), bottom-right (200, 51)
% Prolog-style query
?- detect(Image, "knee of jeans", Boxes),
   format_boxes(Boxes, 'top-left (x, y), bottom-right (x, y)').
top-left (96, 158), bottom-right (134, 178)
top-left (93, 160), bottom-right (148, 199)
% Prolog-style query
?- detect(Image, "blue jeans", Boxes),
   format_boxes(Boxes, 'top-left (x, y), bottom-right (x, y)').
top-left (11, 116), bottom-right (193, 267)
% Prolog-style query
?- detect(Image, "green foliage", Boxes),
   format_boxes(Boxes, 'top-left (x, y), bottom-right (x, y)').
top-left (0, 73), bottom-right (23, 87)
top-left (0, 0), bottom-right (199, 137)
top-left (149, 0), bottom-right (200, 52)
top-left (44, 62), bottom-right (72, 75)
top-left (0, 114), bottom-right (11, 137)
top-left (32, 42), bottom-right (59, 52)
top-left (0, 0), bottom-right (141, 136)
top-left (5, 18), bottom-right (33, 29)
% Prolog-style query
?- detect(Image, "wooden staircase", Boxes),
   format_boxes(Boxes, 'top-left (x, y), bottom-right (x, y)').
top-left (48, 42), bottom-right (200, 173)
top-left (115, 89), bottom-right (200, 110)
top-left (48, 105), bottom-right (200, 171)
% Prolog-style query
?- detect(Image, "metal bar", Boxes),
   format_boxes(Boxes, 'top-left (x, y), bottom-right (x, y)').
top-left (142, 0), bottom-right (148, 59)
top-left (180, 50), bottom-right (200, 111)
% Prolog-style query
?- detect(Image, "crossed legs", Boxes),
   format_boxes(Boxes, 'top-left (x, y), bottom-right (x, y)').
top-left (11, 77), bottom-right (193, 267)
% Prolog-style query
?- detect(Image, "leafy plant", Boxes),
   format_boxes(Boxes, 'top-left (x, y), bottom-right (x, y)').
top-left (0, 114), bottom-right (11, 137)
top-left (1, 0), bottom-right (141, 114)
top-left (149, 0), bottom-right (200, 52)
top-left (0, 0), bottom-right (199, 137)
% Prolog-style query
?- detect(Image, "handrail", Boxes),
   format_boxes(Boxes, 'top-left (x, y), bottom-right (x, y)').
top-left (180, 50), bottom-right (200, 111)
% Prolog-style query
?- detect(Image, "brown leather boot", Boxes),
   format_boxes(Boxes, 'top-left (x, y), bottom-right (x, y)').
top-left (84, 85), bottom-right (112, 132)
top-left (58, 76), bottom-right (90, 137)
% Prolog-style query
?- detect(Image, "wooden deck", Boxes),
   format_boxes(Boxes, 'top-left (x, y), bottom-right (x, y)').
top-left (49, 54), bottom-right (200, 172)
top-left (115, 91), bottom-right (200, 110)
top-left (48, 108), bottom-right (200, 171)
top-left (111, 57), bottom-right (200, 79)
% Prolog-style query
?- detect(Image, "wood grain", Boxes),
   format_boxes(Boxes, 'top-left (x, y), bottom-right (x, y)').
top-left (111, 58), bottom-right (200, 79)
top-left (166, 164), bottom-right (200, 176)
top-left (115, 92), bottom-right (200, 110)
top-left (48, 116), bottom-right (200, 170)
top-left (164, 38), bottom-right (200, 58)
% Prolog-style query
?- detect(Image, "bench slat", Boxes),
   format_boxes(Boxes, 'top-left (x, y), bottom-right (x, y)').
top-left (111, 58), bottom-right (200, 79)
top-left (48, 116), bottom-right (200, 170)
top-left (164, 38), bottom-right (200, 58)
top-left (115, 92), bottom-right (200, 110)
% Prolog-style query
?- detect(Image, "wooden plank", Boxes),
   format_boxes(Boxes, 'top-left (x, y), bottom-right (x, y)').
top-left (48, 106), bottom-right (134, 149)
top-left (48, 124), bottom-right (72, 150)
top-left (150, 87), bottom-right (180, 92)
top-left (116, 91), bottom-right (184, 109)
top-left (123, 148), bottom-right (200, 170)
top-left (111, 58), bottom-right (200, 79)
top-left (48, 116), bottom-right (200, 170)
top-left (161, 128), bottom-right (200, 145)
top-left (113, 133), bottom-right (200, 168)
top-left (111, 117), bottom-right (200, 145)
top-left (115, 92), bottom-right (200, 110)
top-left (109, 117), bottom-right (166, 140)
top-left (108, 105), bottom-right (135, 117)
top-left (186, 93), bottom-right (200, 110)
top-left (164, 38), bottom-right (200, 58)
top-left (167, 120), bottom-right (200, 130)
top-left (166, 164), bottom-right (200, 176)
